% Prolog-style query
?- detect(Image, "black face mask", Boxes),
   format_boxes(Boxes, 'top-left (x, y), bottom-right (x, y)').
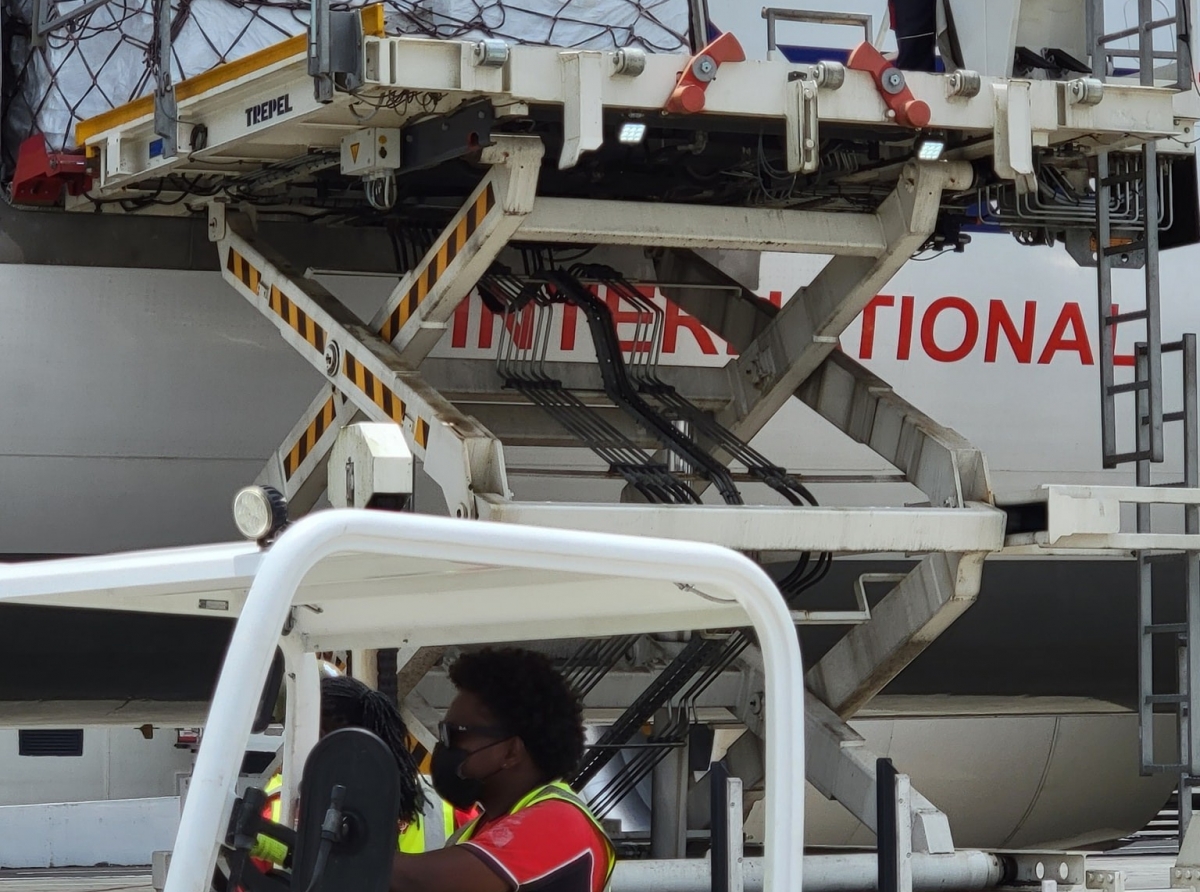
top-left (430, 740), bottom-right (508, 810)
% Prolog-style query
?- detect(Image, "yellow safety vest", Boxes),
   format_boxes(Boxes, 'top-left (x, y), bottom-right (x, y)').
top-left (254, 773), bottom-right (455, 863)
top-left (450, 781), bottom-right (615, 888)
top-left (399, 780), bottom-right (456, 853)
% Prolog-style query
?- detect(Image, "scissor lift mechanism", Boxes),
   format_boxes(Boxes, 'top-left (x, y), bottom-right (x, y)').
top-left (64, 12), bottom-right (1200, 890)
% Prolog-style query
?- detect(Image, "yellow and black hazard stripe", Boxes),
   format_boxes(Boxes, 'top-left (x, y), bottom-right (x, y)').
top-left (283, 394), bottom-right (340, 480)
top-left (407, 733), bottom-right (433, 774)
top-left (379, 184), bottom-right (496, 343)
top-left (226, 247), bottom-right (261, 294)
top-left (226, 250), bottom-right (327, 356)
top-left (268, 285), bottom-right (327, 354)
top-left (344, 352), bottom-right (406, 424)
top-left (342, 353), bottom-right (432, 449)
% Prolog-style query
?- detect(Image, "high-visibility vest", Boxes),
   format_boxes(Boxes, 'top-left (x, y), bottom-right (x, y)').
top-left (399, 780), bottom-right (458, 852)
top-left (254, 773), bottom-right (458, 864)
top-left (449, 781), bottom-right (615, 889)
top-left (252, 774), bottom-right (288, 867)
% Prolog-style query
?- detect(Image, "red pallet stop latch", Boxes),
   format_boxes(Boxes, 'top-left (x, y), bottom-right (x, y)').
top-left (10, 134), bottom-right (93, 206)
top-left (665, 32), bottom-right (746, 114)
top-left (846, 42), bottom-right (931, 129)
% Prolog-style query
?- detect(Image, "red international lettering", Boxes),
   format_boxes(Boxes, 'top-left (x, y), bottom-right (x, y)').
top-left (560, 303), bottom-right (578, 351)
top-left (859, 295), bottom-right (895, 360)
top-left (605, 291), bottom-right (654, 354)
top-left (984, 300), bottom-right (1036, 364)
top-left (663, 299), bottom-right (718, 355)
top-left (897, 295), bottom-right (915, 360)
top-left (1037, 302), bottom-right (1094, 365)
top-left (920, 296), bottom-right (978, 363)
top-left (451, 299), bottom-right (470, 349)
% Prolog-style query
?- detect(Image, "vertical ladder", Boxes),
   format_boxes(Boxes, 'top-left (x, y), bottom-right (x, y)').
top-left (1135, 335), bottom-right (1200, 782)
top-left (1090, 0), bottom-right (1200, 786)
top-left (1090, 0), bottom-right (1192, 90)
top-left (1093, 0), bottom-right (1191, 467)
top-left (1096, 145), bottom-right (1165, 469)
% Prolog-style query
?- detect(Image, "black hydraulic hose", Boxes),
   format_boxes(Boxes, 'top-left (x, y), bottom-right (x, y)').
top-left (544, 269), bottom-right (744, 505)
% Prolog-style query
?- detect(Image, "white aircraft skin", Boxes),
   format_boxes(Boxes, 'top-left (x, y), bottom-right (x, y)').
top-left (0, 226), bottom-right (1182, 554)
top-left (0, 228), bottom-right (1187, 844)
top-left (0, 0), bottom-right (1194, 854)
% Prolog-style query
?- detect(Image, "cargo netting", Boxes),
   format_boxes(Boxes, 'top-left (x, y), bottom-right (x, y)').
top-left (1, 0), bottom-right (691, 178)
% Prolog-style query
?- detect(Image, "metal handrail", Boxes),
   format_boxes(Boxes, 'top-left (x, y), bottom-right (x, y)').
top-left (761, 7), bottom-right (873, 61)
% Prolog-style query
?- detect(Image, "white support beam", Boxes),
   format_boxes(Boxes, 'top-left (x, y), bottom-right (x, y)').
top-left (730, 645), bottom-right (953, 854)
top-left (422, 358), bottom-right (733, 408)
top-left (475, 499), bottom-right (1006, 554)
top-left (399, 690), bottom-right (442, 757)
top-left (516, 198), bottom-right (889, 255)
top-left (384, 138), bottom-right (542, 365)
top-left (717, 162), bottom-right (970, 446)
top-left (650, 250), bottom-right (992, 510)
top-left (798, 351), bottom-right (993, 508)
top-left (803, 691), bottom-right (953, 855)
top-left (395, 645), bottom-right (445, 700)
top-left (1007, 484), bottom-right (1200, 552)
top-left (251, 139), bottom-right (539, 513)
top-left (806, 552), bottom-right (987, 719)
top-left (687, 729), bottom-right (766, 832)
top-left (215, 211), bottom-right (510, 517)
top-left (654, 248), bottom-right (778, 351)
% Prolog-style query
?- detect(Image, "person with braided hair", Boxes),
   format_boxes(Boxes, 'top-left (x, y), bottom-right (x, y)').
top-left (317, 675), bottom-right (429, 832)
top-left (253, 672), bottom-right (470, 869)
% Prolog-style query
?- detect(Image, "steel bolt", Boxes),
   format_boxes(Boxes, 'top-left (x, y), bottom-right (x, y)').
top-left (692, 54), bottom-right (718, 83)
top-left (324, 341), bottom-right (341, 377)
top-left (881, 67), bottom-right (907, 95)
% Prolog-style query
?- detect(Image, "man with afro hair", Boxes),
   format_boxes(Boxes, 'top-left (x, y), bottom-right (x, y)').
top-left (389, 648), bottom-right (614, 892)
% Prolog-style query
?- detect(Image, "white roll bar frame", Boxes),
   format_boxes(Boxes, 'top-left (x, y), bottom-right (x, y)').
top-left (162, 509), bottom-right (804, 892)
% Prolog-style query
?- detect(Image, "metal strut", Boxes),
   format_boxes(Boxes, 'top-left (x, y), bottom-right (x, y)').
top-left (212, 206), bottom-right (510, 520)
top-left (572, 546), bottom-right (830, 814)
top-left (474, 261), bottom-right (837, 810)
top-left (251, 136), bottom-right (543, 516)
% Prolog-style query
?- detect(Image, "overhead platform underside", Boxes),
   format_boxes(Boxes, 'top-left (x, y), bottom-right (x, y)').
top-left (60, 12), bottom-right (1197, 226)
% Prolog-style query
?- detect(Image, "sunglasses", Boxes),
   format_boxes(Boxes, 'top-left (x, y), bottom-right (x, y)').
top-left (438, 721), bottom-right (510, 747)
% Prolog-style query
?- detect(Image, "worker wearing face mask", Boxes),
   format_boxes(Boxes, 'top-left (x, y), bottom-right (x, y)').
top-left (389, 647), bottom-right (615, 892)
